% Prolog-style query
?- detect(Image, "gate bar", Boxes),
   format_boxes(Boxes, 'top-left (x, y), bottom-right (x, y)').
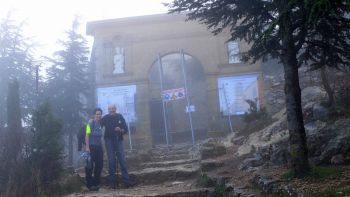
top-left (124, 95), bottom-right (133, 150)
top-left (180, 50), bottom-right (195, 145)
top-left (157, 54), bottom-right (169, 147)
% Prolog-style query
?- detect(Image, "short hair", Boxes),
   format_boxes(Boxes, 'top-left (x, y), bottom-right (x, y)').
top-left (93, 108), bottom-right (103, 115)
top-left (108, 104), bottom-right (116, 108)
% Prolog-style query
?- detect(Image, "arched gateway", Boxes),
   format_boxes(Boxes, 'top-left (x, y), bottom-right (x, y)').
top-left (86, 13), bottom-right (263, 149)
top-left (148, 52), bottom-right (208, 144)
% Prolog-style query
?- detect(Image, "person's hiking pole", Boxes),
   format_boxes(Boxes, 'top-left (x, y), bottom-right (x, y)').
top-left (116, 156), bottom-right (119, 187)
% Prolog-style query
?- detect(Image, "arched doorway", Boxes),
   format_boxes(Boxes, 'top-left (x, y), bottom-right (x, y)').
top-left (148, 52), bottom-right (208, 144)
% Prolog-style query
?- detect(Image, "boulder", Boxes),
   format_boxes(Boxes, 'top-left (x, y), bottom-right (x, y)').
top-left (313, 103), bottom-right (330, 121)
top-left (200, 140), bottom-right (227, 159)
top-left (331, 154), bottom-right (345, 165)
top-left (301, 86), bottom-right (326, 104)
top-left (239, 157), bottom-right (264, 170)
top-left (309, 118), bottom-right (350, 165)
top-left (238, 112), bottom-right (350, 167)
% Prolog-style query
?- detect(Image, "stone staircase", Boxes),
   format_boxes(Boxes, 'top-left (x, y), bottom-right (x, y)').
top-left (68, 143), bottom-right (215, 197)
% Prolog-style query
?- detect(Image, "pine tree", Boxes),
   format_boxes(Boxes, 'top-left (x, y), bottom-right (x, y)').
top-left (30, 102), bottom-right (64, 195)
top-left (0, 78), bottom-right (23, 196)
top-left (45, 17), bottom-right (91, 165)
top-left (6, 78), bottom-right (22, 157)
top-left (167, 0), bottom-right (350, 177)
top-left (0, 15), bottom-right (36, 128)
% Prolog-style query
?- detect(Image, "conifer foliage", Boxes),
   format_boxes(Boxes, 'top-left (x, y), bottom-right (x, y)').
top-left (0, 15), bottom-right (36, 128)
top-left (0, 79), bottom-right (23, 196)
top-left (46, 17), bottom-right (91, 165)
top-left (30, 102), bottom-right (64, 196)
top-left (167, 0), bottom-right (350, 177)
top-left (0, 81), bottom-right (64, 197)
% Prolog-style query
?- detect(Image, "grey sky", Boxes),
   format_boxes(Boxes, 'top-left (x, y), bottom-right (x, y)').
top-left (1, 0), bottom-right (172, 58)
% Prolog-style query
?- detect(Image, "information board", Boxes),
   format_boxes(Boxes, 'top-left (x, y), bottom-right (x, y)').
top-left (218, 74), bottom-right (259, 115)
top-left (96, 85), bottom-right (136, 122)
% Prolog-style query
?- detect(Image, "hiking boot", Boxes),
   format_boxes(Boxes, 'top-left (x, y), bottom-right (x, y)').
top-left (124, 181), bottom-right (136, 189)
top-left (89, 186), bottom-right (99, 191)
top-left (108, 184), bottom-right (116, 189)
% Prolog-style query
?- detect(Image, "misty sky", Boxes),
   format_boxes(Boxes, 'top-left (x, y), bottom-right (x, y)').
top-left (1, 0), bottom-right (172, 58)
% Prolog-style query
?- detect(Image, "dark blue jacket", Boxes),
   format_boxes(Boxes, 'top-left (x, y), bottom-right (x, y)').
top-left (101, 113), bottom-right (128, 141)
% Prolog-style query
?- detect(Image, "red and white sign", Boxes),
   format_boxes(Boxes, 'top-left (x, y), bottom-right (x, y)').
top-left (162, 88), bottom-right (186, 101)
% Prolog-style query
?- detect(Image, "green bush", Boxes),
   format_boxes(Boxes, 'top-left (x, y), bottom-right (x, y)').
top-left (197, 174), bottom-right (230, 197)
top-left (30, 102), bottom-right (64, 195)
top-left (240, 99), bottom-right (273, 135)
top-left (197, 174), bottom-right (216, 187)
top-left (58, 173), bottom-right (84, 195)
top-left (318, 187), bottom-right (350, 197)
top-left (282, 166), bottom-right (342, 181)
top-left (242, 99), bottom-right (267, 123)
top-left (214, 184), bottom-right (229, 197)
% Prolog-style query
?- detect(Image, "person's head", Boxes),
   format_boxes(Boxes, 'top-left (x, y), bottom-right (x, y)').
top-left (108, 104), bottom-right (117, 115)
top-left (93, 108), bottom-right (103, 121)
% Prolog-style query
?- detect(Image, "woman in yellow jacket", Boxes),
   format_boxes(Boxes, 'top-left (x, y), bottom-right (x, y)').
top-left (85, 108), bottom-right (103, 191)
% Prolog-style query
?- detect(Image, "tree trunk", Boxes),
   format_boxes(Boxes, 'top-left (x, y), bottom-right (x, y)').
top-left (280, 9), bottom-right (310, 177)
top-left (0, 100), bottom-right (4, 129)
top-left (320, 66), bottom-right (334, 107)
top-left (68, 132), bottom-right (73, 166)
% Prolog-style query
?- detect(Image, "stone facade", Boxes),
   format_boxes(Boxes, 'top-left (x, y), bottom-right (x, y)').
top-left (86, 13), bottom-right (264, 149)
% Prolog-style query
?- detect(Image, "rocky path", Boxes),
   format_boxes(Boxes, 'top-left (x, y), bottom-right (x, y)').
top-left (67, 143), bottom-right (213, 197)
top-left (66, 139), bottom-right (263, 197)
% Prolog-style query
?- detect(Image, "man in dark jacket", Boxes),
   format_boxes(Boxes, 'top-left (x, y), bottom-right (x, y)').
top-left (101, 104), bottom-right (133, 189)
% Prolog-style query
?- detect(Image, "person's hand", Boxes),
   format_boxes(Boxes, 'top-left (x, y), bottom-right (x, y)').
top-left (115, 127), bottom-right (122, 134)
top-left (115, 127), bottom-right (123, 136)
top-left (85, 147), bottom-right (90, 152)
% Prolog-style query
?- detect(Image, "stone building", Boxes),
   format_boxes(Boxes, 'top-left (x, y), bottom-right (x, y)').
top-left (86, 13), bottom-right (264, 149)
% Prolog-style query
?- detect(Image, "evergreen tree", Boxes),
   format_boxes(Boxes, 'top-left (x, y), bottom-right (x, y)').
top-left (167, 0), bottom-right (350, 177)
top-left (45, 17), bottom-right (91, 165)
top-left (0, 15), bottom-right (36, 128)
top-left (29, 102), bottom-right (64, 195)
top-left (300, 0), bottom-right (350, 106)
top-left (6, 78), bottom-right (22, 157)
top-left (0, 78), bottom-right (23, 196)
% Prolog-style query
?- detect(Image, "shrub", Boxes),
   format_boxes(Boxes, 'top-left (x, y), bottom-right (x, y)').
top-left (29, 102), bottom-right (64, 195)
top-left (318, 187), bottom-right (350, 197)
top-left (240, 99), bottom-right (273, 135)
top-left (282, 166), bottom-right (342, 181)
top-left (197, 174), bottom-right (216, 187)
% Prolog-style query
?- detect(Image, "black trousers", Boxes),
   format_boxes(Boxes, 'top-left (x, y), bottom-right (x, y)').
top-left (85, 145), bottom-right (103, 188)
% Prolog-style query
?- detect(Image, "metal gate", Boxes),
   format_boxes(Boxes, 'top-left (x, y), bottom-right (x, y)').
top-left (148, 51), bottom-right (209, 145)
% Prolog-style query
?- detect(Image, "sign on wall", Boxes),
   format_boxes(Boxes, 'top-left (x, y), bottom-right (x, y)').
top-left (162, 87), bottom-right (186, 102)
top-left (96, 85), bottom-right (136, 122)
top-left (218, 74), bottom-right (259, 115)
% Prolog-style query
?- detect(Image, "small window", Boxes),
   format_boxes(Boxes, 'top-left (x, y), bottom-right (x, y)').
top-left (227, 41), bottom-right (240, 64)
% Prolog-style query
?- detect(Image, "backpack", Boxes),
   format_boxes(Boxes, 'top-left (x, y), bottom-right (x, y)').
top-left (77, 120), bottom-right (95, 151)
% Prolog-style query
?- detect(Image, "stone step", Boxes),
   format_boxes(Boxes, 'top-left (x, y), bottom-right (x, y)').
top-left (141, 159), bottom-right (199, 169)
top-left (150, 153), bottom-right (192, 162)
top-left (130, 164), bottom-right (200, 185)
top-left (125, 146), bottom-right (195, 171)
top-left (78, 163), bottom-right (200, 186)
top-left (92, 151), bottom-right (192, 172)
top-left (152, 149), bottom-right (192, 156)
top-left (127, 154), bottom-right (193, 171)
top-left (65, 181), bottom-right (212, 197)
top-left (200, 159), bottom-right (225, 172)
